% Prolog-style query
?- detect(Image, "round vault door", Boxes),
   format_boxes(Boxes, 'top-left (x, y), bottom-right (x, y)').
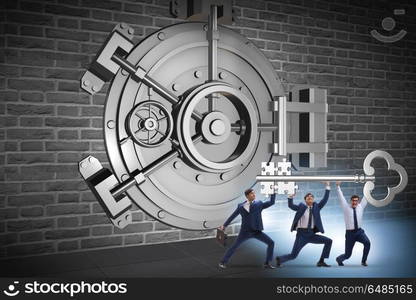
top-left (96, 22), bottom-right (284, 230)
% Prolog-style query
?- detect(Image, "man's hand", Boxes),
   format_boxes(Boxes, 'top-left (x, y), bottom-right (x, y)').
top-left (322, 181), bottom-right (330, 186)
top-left (288, 191), bottom-right (296, 199)
top-left (336, 181), bottom-right (341, 186)
top-left (218, 225), bottom-right (225, 231)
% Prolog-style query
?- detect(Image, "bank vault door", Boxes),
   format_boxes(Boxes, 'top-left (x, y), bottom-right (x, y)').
top-left (77, 3), bottom-right (406, 231)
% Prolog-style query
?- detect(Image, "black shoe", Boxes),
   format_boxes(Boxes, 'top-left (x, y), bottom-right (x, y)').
top-left (275, 257), bottom-right (281, 267)
top-left (336, 257), bottom-right (344, 266)
top-left (218, 262), bottom-right (227, 269)
top-left (263, 263), bottom-right (276, 269)
top-left (317, 261), bottom-right (331, 267)
top-left (361, 262), bottom-right (368, 267)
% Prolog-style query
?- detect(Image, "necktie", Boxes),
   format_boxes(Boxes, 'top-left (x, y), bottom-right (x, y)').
top-left (353, 207), bottom-right (358, 230)
top-left (307, 207), bottom-right (312, 230)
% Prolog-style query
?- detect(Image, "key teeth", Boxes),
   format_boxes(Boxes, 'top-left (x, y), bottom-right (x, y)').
top-left (260, 159), bottom-right (297, 195)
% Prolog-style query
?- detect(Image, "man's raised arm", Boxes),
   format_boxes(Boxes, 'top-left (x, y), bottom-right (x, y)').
top-left (361, 195), bottom-right (368, 208)
top-left (288, 193), bottom-right (299, 211)
top-left (317, 182), bottom-right (331, 209)
top-left (336, 182), bottom-right (348, 209)
top-left (262, 193), bottom-right (276, 209)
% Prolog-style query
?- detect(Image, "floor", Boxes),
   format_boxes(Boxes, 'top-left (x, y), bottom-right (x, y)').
top-left (1, 217), bottom-right (415, 278)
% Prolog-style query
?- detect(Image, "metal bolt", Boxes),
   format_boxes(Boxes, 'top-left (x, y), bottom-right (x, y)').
top-left (83, 80), bottom-right (90, 86)
top-left (196, 174), bottom-right (204, 182)
top-left (121, 174), bottom-right (129, 181)
top-left (203, 24), bottom-right (208, 31)
top-left (203, 221), bottom-right (209, 228)
top-left (220, 173), bottom-right (227, 181)
top-left (172, 83), bottom-right (180, 91)
top-left (173, 161), bottom-right (182, 169)
top-left (194, 70), bottom-right (202, 78)
top-left (92, 85), bottom-right (98, 92)
top-left (107, 120), bottom-right (115, 129)
top-left (128, 28), bottom-right (134, 35)
top-left (157, 32), bottom-right (166, 40)
top-left (219, 72), bottom-right (227, 79)
top-left (121, 69), bottom-right (128, 76)
top-left (158, 210), bottom-right (166, 219)
top-left (125, 214), bottom-right (131, 221)
top-left (120, 23), bottom-right (127, 29)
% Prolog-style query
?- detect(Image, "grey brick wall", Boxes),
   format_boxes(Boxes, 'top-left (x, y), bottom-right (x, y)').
top-left (1, 0), bottom-right (415, 258)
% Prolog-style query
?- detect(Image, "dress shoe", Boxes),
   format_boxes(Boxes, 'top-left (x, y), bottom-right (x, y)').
top-left (218, 262), bottom-right (227, 269)
top-left (317, 261), bottom-right (331, 267)
top-left (336, 257), bottom-right (344, 266)
top-left (263, 263), bottom-right (276, 269)
top-left (275, 257), bottom-right (281, 267)
top-left (361, 262), bottom-right (368, 267)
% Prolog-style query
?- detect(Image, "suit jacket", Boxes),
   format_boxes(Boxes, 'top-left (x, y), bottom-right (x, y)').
top-left (288, 189), bottom-right (330, 233)
top-left (223, 194), bottom-right (276, 232)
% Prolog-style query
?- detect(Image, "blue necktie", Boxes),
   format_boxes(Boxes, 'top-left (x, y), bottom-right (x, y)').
top-left (307, 207), bottom-right (312, 230)
top-left (353, 207), bottom-right (358, 230)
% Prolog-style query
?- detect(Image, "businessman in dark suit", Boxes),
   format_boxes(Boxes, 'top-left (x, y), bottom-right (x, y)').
top-left (218, 188), bottom-right (276, 269)
top-left (276, 182), bottom-right (332, 267)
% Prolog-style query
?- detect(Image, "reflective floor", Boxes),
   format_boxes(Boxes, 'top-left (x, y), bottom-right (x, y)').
top-left (0, 217), bottom-right (415, 278)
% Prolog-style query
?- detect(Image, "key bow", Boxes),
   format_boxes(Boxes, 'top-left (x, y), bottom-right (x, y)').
top-left (363, 150), bottom-right (408, 207)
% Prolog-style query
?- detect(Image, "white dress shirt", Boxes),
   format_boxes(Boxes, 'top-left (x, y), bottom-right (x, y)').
top-left (296, 205), bottom-right (314, 229)
top-left (337, 186), bottom-right (367, 230)
top-left (243, 200), bottom-right (254, 212)
top-left (296, 186), bottom-right (330, 229)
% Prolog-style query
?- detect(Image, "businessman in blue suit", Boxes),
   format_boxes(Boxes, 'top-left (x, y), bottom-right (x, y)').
top-left (276, 182), bottom-right (333, 267)
top-left (218, 188), bottom-right (276, 269)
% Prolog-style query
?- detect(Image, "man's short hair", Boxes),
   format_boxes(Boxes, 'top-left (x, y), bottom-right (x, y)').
top-left (351, 195), bottom-right (360, 201)
top-left (304, 192), bottom-right (314, 200)
top-left (244, 188), bottom-right (254, 197)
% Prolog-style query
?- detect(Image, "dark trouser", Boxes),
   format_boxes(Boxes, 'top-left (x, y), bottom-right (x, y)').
top-left (221, 230), bottom-right (274, 264)
top-left (278, 229), bottom-right (332, 264)
top-left (337, 228), bottom-right (371, 263)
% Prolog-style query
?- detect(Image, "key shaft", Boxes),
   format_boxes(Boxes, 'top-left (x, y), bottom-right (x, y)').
top-left (256, 174), bottom-right (375, 183)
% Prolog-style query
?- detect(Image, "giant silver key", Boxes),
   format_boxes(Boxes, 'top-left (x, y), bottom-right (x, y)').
top-left (257, 150), bottom-right (408, 207)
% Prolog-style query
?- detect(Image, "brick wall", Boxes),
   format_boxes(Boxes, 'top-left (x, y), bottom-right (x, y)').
top-left (1, 0), bottom-right (415, 258)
